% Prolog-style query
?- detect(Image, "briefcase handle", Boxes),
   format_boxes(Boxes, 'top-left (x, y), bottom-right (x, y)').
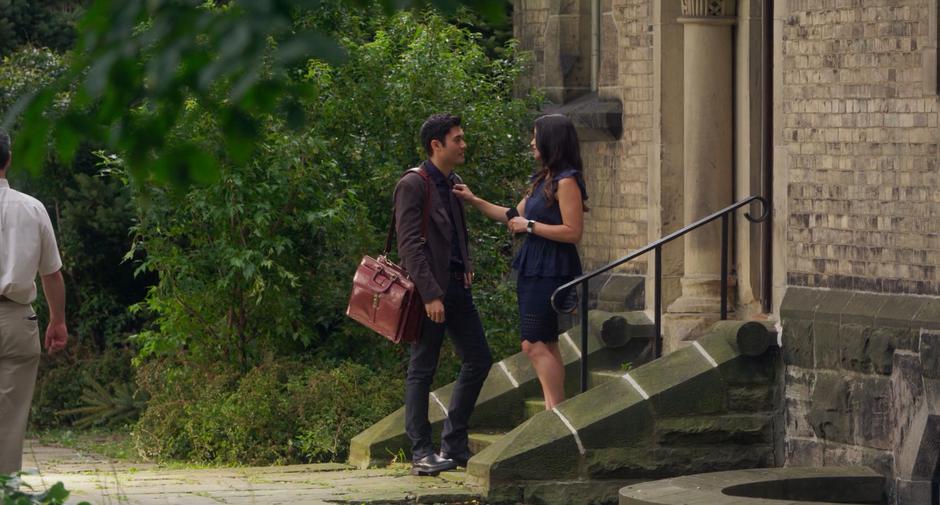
top-left (368, 267), bottom-right (400, 294)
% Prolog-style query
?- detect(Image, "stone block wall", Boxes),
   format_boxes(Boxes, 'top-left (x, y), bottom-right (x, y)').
top-left (583, 0), bottom-right (654, 272)
top-left (779, 0), bottom-right (940, 296)
top-left (780, 288), bottom-right (940, 503)
top-left (513, 0), bottom-right (654, 274)
top-left (512, 0), bottom-right (550, 93)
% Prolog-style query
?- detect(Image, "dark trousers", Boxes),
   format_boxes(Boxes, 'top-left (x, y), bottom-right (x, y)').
top-left (405, 279), bottom-right (493, 461)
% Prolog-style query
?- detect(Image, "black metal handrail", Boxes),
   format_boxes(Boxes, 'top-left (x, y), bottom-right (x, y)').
top-left (551, 195), bottom-right (770, 393)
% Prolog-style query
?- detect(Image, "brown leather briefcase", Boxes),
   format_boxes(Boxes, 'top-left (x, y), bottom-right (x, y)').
top-left (346, 168), bottom-right (429, 344)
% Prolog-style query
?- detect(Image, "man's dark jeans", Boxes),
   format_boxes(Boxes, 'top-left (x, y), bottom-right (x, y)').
top-left (405, 279), bottom-right (493, 461)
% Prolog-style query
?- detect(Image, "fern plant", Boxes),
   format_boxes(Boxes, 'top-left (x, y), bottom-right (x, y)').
top-left (58, 376), bottom-right (149, 428)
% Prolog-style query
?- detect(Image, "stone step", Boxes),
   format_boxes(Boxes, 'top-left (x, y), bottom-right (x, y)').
top-left (468, 431), bottom-right (506, 454)
top-left (655, 414), bottom-right (773, 446)
top-left (524, 398), bottom-right (545, 419)
top-left (526, 369), bottom-right (624, 419)
top-left (590, 369), bottom-right (626, 387)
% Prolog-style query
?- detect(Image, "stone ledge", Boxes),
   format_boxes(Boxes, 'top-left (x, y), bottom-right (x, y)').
top-left (619, 466), bottom-right (884, 505)
top-left (543, 93), bottom-right (624, 141)
top-left (780, 288), bottom-right (940, 375)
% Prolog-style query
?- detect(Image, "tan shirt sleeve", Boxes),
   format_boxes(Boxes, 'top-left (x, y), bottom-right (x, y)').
top-left (37, 205), bottom-right (62, 276)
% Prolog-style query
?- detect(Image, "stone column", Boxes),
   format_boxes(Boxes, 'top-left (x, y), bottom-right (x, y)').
top-left (663, 0), bottom-right (736, 352)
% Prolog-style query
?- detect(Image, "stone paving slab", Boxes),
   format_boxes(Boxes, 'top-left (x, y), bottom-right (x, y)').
top-left (19, 440), bottom-right (479, 505)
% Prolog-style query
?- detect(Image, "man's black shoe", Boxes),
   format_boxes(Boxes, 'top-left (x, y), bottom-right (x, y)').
top-left (439, 451), bottom-right (471, 468)
top-left (411, 453), bottom-right (457, 476)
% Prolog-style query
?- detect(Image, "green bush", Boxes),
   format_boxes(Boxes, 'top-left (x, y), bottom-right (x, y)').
top-left (0, 47), bottom-right (66, 115)
top-left (0, 0), bottom-right (84, 58)
top-left (133, 360), bottom-right (231, 461)
top-left (31, 347), bottom-right (135, 430)
top-left (134, 359), bottom-right (404, 465)
top-left (293, 362), bottom-right (404, 462)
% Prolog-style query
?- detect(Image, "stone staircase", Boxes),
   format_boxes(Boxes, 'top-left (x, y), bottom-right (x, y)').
top-left (348, 304), bottom-right (658, 469)
top-left (348, 273), bottom-right (781, 505)
top-left (464, 320), bottom-right (780, 504)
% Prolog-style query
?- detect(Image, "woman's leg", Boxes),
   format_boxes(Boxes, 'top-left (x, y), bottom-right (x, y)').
top-left (522, 340), bottom-right (566, 409)
top-left (545, 341), bottom-right (565, 407)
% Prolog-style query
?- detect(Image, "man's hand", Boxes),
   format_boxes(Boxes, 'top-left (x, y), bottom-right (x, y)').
top-left (40, 270), bottom-right (67, 354)
top-left (44, 320), bottom-right (68, 354)
top-left (464, 272), bottom-right (474, 288)
top-left (425, 299), bottom-right (445, 324)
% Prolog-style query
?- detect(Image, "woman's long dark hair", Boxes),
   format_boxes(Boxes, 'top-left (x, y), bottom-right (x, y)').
top-left (527, 114), bottom-right (587, 209)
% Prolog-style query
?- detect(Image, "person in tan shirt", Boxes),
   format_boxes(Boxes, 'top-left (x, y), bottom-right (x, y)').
top-left (0, 128), bottom-right (68, 474)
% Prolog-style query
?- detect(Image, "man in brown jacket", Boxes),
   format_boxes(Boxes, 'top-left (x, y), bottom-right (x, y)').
top-left (395, 114), bottom-right (493, 475)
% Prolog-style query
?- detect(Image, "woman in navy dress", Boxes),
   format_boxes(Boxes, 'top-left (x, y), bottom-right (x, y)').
top-left (453, 114), bottom-right (587, 409)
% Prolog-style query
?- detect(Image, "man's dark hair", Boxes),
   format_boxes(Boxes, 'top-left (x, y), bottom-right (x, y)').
top-left (420, 114), bottom-right (461, 155)
top-left (0, 128), bottom-right (9, 170)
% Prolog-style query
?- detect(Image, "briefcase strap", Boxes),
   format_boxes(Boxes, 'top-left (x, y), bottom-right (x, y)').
top-left (384, 167), bottom-right (431, 255)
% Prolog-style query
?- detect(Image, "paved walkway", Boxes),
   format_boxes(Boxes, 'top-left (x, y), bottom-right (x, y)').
top-left (19, 440), bottom-right (479, 505)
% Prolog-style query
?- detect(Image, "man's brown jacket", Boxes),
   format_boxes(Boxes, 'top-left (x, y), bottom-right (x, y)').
top-left (393, 167), bottom-right (472, 303)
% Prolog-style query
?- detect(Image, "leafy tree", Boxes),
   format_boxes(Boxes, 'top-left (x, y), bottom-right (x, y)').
top-left (0, 0), bottom-right (86, 58)
top-left (3, 0), bottom-right (509, 189)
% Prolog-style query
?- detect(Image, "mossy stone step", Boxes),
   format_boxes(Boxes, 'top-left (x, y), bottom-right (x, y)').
top-left (656, 414), bottom-right (773, 445)
top-left (524, 369), bottom-right (624, 420)
top-left (525, 398), bottom-right (547, 419)
top-left (468, 431), bottom-right (506, 454)
top-left (590, 369), bottom-right (626, 387)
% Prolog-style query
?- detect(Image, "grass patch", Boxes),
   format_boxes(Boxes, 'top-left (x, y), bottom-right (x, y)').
top-left (28, 427), bottom-right (247, 471)
top-left (30, 427), bottom-right (140, 463)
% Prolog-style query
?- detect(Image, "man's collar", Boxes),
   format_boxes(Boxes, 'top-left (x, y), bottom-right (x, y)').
top-left (423, 160), bottom-right (456, 184)
top-left (0, 178), bottom-right (8, 189)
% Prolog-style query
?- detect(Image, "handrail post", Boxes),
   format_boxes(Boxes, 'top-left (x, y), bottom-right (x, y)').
top-left (580, 279), bottom-right (589, 393)
top-left (720, 214), bottom-right (729, 320)
top-left (654, 246), bottom-right (662, 358)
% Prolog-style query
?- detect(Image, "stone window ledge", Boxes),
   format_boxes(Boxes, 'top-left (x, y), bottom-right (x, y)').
top-left (542, 92), bottom-right (624, 142)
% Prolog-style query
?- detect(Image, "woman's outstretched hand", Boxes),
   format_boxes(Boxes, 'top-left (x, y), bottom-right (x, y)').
top-left (453, 184), bottom-right (475, 202)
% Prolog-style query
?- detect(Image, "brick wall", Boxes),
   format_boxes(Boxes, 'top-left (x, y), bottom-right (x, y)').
top-left (512, 0), bottom-right (549, 94)
top-left (579, 0), bottom-right (653, 273)
top-left (580, 140), bottom-right (649, 272)
top-left (781, 0), bottom-right (940, 296)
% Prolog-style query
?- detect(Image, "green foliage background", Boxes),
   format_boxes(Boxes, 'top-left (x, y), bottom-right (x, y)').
top-left (0, 0), bottom-right (85, 58)
top-left (2, 2), bottom-right (539, 464)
